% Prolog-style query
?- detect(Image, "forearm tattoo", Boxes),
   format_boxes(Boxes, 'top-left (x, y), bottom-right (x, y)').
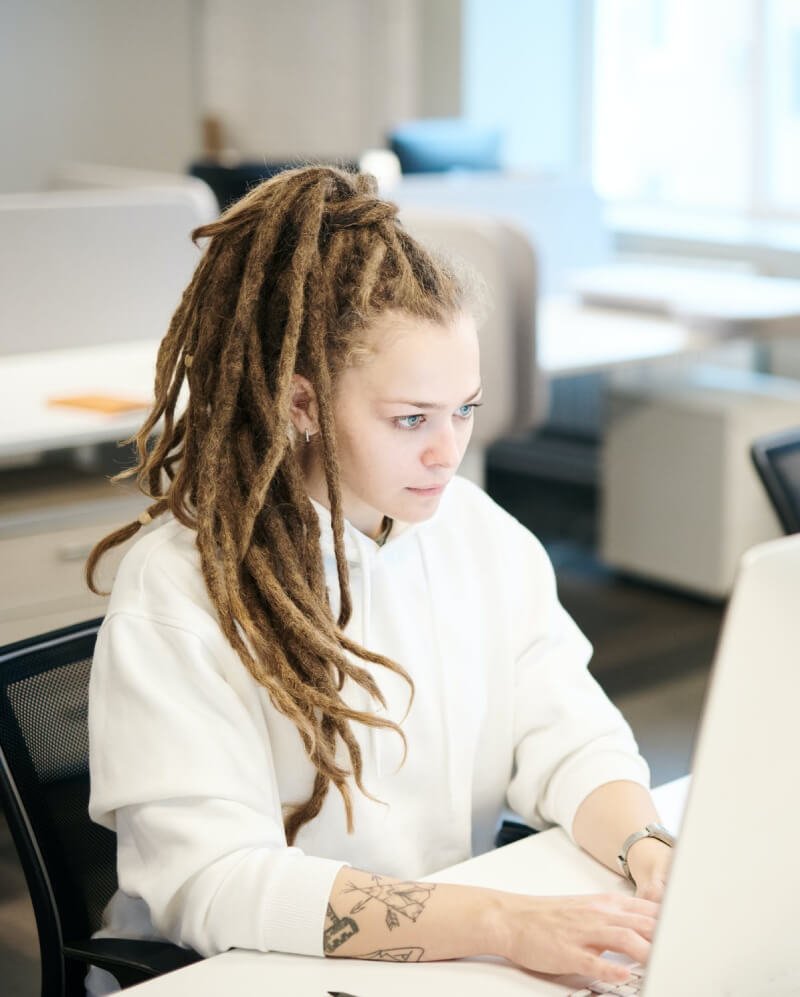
top-left (324, 903), bottom-right (359, 953)
top-left (356, 947), bottom-right (424, 962)
top-left (344, 874), bottom-right (437, 930)
top-left (324, 874), bottom-right (437, 957)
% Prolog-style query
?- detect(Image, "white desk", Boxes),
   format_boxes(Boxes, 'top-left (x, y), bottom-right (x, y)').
top-left (0, 298), bottom-right (721, 462)
top-left (126, 779), bottom-right (689, 997)
top-left (0, 341), bottom-right (160, 460)
top-left (537, 298), bottom-right (716, 378)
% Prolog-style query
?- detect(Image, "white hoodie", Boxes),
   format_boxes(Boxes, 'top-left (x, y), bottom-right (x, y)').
top-left (88, 476), bottom-right (648, 968)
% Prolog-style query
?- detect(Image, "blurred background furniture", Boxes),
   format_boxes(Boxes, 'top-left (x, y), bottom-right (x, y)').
top-left (47, 163), bottom-right (218, 217)
top-left (0, 441), bottom-right (150, 645)
top-left (187, 159), bottom-right (359, 211)
top-left (750, 425), bottom-right (800, 534)
top-left (0, 181), bottom-right (212, 642)
top-left (388, 117), bottom-right (503, 174)
top-left (0, 184), bottom-right (214, 356)
top-left (387, 170), bottom-right (611, 296)
top-left (9, 162), bottom-right (800, 615)
top-left (0, 618), bottom-right (202, 996)
top-left (398, 208), bottom-right (542, 484)
top-left (601, 367), bottom-right (800, 598)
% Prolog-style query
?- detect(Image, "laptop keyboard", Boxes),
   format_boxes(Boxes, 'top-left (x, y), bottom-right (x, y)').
top-left (569, 962), bottom-right (645, 995)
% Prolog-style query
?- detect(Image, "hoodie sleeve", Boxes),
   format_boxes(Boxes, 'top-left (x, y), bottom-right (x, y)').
top-left (88, 612), bottom-right (344, 957)
top-left (505, 530), bottom-right (651, 838)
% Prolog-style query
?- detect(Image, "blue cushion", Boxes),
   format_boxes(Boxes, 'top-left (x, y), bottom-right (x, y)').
top-left (388, 118), bottom-right (503, 174)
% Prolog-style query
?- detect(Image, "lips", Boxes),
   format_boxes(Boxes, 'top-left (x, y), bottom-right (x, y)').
top-left (406, 483), bottom-right (447, 496)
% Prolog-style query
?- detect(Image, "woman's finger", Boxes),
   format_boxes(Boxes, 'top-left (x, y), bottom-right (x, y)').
top-left (613, 910), bottom-right (658, 941)
top-left (573, 949), bottom-right (634, 984)
top-left (591, 925), bottom-right (651, 964)
top-left (611, 894), bottom-right (661, 917)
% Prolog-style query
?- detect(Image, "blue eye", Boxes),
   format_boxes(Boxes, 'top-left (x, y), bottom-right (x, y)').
top-left (455, 404), bottom-right (476, 419)
top-left (395, 414), bottom-right (425, 430)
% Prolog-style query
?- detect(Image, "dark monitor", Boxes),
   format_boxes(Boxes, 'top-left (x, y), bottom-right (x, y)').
top-left (751, 426), bottom-right (800, 534)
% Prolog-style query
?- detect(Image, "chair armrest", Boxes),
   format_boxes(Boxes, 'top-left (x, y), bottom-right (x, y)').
top-left (63, 937), bottom-right (203, 989)
top-left (494, 819), bottom-right (538, 848)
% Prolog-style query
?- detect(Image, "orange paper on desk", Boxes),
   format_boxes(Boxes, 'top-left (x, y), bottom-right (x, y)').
top-left (47, 393), bottom-right (151, 414)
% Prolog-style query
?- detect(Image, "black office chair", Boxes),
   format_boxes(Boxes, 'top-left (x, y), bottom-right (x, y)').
top-left (750, 425), bottom-right (800, 534)
top-left (188, 159), bottom-right (360, 210)
top-left (0, 618), bottom-right (202, 997)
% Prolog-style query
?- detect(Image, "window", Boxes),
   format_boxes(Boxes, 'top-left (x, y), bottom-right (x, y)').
top-left (593, 0), bottom-right (800, 218)
top-left (766, 0), bottom-right (800, 211)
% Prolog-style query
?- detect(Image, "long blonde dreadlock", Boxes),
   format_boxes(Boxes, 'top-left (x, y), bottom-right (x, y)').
top-left (86, 166), bottom-right (465, 844)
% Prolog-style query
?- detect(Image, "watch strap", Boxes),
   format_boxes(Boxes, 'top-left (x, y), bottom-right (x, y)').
top-left (618, 822), bottom-right (675, 883)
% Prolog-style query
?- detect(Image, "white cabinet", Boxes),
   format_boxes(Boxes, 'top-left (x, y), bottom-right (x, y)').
top-left (0, 465), bottom-right (149, 644)
top-left (601, 365), bottom-right (800, 598)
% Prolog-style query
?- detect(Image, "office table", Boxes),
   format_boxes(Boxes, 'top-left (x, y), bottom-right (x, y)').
top-left (536, 297), bottom-right (715, 378)
top-left (125, 778), bottom-right (689, 997)
top-left (0, 341), bottom-right (160, 460)
top-left (0, 298), bottom-right (721, 462)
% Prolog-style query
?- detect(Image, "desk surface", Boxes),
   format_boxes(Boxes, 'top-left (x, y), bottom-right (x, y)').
top-left (0, 299), bottom-right (721, 461)
top-left (0, 340), bottom-right (159, 460)
top-left (126, 778), bottom-right (689, 997)
top-left (537, 297), bottom-right (714, 378)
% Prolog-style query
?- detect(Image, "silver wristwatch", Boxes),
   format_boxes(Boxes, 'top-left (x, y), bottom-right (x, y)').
top-left (618, 822), bottom-right (675, 883)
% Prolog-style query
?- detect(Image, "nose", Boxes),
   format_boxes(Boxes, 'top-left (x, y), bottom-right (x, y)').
top-left (422, 422), bottom-right (462, 470)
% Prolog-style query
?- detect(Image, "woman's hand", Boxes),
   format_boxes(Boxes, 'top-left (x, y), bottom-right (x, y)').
top-left (625, 836), bottom-right (673, 903)
top-left (484, 891), bottom-right (659, 984)
top-left (326, 867), bottom-right (659, 984)
top-left (571, 782), bottom-right (675, 904)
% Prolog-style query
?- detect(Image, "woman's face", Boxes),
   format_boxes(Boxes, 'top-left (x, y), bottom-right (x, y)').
top-left (302, 310), bottom-right (481, 539)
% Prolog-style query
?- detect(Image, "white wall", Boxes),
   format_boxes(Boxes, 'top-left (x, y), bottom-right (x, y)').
top-left (201, 0), bottom-right (426, 160)
top-left (0, 0), bottom-right (199, 193)
top-left (1, 0), bottom-right (464, 194)
top-left (418, 0), bottom-right (462, 118)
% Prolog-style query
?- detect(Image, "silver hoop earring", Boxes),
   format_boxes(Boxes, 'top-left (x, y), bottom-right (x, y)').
top-left (304, 429), bottom-right (311, 444)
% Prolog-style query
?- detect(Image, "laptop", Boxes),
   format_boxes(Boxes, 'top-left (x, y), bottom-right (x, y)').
top-left (566, 533), bottom-right (800, 996)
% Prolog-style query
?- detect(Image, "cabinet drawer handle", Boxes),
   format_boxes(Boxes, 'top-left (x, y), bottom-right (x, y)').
top-left (56, 541), bottom-right (95, 562)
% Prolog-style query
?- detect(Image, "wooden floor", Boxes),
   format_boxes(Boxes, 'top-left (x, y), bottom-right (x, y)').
top-left (552, 540), bottom-right (722, 696)
top-left (0, 477), bottom-right (724, 996)
top-left (551, 540), bottom-right (721, 785)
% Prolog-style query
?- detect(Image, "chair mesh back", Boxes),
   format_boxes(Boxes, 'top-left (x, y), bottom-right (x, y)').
top-left (0, 625), bottom-right (118, 940)
top-left (9, 659), bottom-right (92, 782)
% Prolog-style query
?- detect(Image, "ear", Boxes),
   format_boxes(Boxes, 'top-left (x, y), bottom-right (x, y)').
top-left (288, 374), bottom-right (320, 437)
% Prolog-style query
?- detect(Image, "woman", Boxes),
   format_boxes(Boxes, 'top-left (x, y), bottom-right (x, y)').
top-left (86, 166), bottom-right (671, 993)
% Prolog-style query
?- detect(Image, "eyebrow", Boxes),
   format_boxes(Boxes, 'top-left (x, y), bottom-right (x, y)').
top-left (383, 386), bottom-right (483, 410)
